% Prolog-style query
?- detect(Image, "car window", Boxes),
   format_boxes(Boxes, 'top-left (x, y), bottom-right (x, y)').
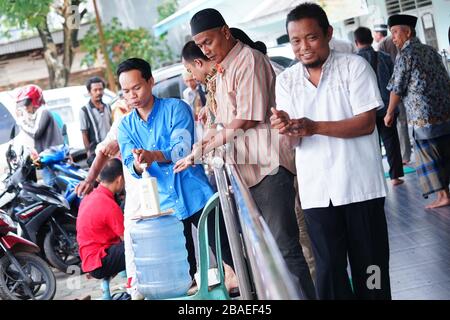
top-left (269, 56), bottom-right (293, 68)
top-left (0, 102), bottom-right (18, 144)
top-left (153, 76), bottom-right (186, 99)
top-left (46, 97), bottom-right (70, 108)
top-left (48, 105), bottom-right (75, 124)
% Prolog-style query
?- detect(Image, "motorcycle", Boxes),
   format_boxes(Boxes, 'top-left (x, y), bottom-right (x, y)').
top-left (0, 141), bottom-right (80, 274)
top-left (0, 209), bottom-right (56, 300)
top-left (38, 145), bottom-right (88, 215)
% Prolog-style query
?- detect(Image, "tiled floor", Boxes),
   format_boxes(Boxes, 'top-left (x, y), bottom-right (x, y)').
top-left (384, 173), bottom-right (450, 300)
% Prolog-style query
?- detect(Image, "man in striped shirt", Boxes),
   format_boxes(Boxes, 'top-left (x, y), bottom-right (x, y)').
top-left (174, 8), bottom-right (316, 299)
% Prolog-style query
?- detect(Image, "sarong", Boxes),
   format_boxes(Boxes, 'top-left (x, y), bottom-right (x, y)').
top-left (414, 134), bottom-right (450, 197)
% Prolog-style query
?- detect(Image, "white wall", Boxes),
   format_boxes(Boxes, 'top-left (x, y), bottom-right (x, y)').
top-left (0, 52), bottom-right (94, 88)
top-left (431, 0), bottom-right (450, 51)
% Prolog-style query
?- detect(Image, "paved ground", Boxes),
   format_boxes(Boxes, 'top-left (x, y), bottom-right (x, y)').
top-left (5, 152), bottom-right (448, 300)
top-left (53, 268), bottom-right (126, 300)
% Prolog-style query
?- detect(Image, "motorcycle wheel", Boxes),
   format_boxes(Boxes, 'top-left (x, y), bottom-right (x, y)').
top-left (44, 223), bottom-right (81, 273)
top-left (0, 252), bottom-right (56, 300)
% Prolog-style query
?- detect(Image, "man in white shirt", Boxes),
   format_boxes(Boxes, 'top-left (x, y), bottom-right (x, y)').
top-left (271, 3), bottom-right (391, 300)
top-left (182, 71), bottom-right (205, 118)
top-left (182, 71), bottom-right (206, 140)
top-left (75, 101), bottom-right (144, 300)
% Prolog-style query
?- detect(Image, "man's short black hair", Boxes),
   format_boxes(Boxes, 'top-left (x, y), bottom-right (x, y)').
top-left (86, 76), bottom-right (106, 92)
top-left (286, 2), bottom-right (330, 35)
top-left (354, 27), bottom-right (374, 45)
top-left (181, 41), bottom-right (208, 62)
top-left (99, 158), bottom-right (123, 183)
top-left (116, 58), bottom-right (152, 81)
top-left (230, 28), bottom-right (267, 55)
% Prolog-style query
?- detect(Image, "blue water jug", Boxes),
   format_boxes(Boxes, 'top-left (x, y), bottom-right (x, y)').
top-left (131, 215), bottom-right (192, 299)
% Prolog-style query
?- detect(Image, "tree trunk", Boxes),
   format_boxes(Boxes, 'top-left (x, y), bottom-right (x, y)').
top-left (37, 18), bottom-right (67, 88)
top-left (37, 1), bottom-right (86, 89)
top-left (62, 0), bottom-right (86, 86)
top-left (62, 0), bottom-right (74, 85)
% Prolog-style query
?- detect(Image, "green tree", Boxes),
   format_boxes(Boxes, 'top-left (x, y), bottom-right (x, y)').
top-left (80, 17), bottom-right (174, 77)
top-left (157, 0), bottom-right (178, 22)
top-left (0, 0), bottom-right (88, 88)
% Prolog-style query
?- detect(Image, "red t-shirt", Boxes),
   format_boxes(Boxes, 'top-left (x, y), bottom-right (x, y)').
top-left (76, 184), bottom-right (124, 273)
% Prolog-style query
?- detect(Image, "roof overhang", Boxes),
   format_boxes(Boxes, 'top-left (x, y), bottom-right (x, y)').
top-left (152, 0), bottom-right (225, 37)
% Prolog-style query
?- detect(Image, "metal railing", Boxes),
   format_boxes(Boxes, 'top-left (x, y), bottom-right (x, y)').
top-left (208, 125), bottom-right (301, 300)
top-left (441, 49), bottom-right (450, 76)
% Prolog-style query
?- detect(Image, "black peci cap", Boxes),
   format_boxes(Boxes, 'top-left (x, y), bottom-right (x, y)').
top-left (387, 14), bottom-right (418, 29)
top-left (190, 8), bottom-right (226, 36)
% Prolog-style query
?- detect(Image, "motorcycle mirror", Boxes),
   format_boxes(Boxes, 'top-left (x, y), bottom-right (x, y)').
top-left (6, 144), bottom-right (16, 160)
top-left (9, 125), bottom-right (16, 140)
top-left (6, 150), bottom-right (12, 174)
top-left (6, 144), bottom-right (17, 174)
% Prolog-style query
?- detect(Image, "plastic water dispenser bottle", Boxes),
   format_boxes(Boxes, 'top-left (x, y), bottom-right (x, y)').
top-left (130, 163), bottom-right (191, 299)
top-left (131, 215), bottom-right (191, 299)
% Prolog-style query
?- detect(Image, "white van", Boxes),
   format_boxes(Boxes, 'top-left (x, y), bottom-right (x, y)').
top-left (0, 85), bottom-right (116, 175)
top-left (42, 85), bottom-right (116, 149)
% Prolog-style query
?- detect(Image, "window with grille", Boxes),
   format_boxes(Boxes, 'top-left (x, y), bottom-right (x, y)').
top-left (385, 0), bottom-right (433, 15)
top-left (344, 18), bottom-right (356, 26)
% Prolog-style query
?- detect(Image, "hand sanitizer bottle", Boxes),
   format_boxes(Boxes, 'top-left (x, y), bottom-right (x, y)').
top-left (139, 163), bottom-right (161, 217)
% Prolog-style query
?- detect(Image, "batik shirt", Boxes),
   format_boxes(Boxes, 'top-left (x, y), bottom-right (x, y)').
top-left (204, 68), bottom-right (218, 129)
top-left (387, 37), bottom-right (450, 140)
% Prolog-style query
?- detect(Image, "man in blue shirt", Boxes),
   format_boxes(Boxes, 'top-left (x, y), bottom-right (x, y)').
top-left (116, 58), bottom-right (236, 289)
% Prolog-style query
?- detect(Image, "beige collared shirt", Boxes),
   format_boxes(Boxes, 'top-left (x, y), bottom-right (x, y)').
top-left (214, 40), bottom-right (294, 188)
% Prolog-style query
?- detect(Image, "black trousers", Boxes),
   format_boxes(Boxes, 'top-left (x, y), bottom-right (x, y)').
top-left (250, 167), bottom-right (316, 300)
top-left (303, 198), bottom-right (391, 300)
top-left (90, 241), bottom-right (126, 279)
top-left (182, 207), bottom-right (234, 279)
top-left (376, 115), bottom-right (404, 180)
